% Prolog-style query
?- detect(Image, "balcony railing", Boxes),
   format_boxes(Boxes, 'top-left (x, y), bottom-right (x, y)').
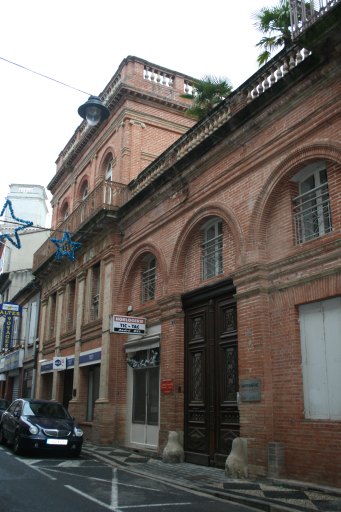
top-left (293, 183), bottom-right (332, 244)
top-left (33, 180), bottom-right (128, 272)
top-left (289, 0), bottom-right (339, 38)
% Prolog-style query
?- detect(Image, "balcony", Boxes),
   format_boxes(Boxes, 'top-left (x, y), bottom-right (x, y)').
top-left (33, 180), bottom-right (128, 273)
top-left (290, 0), bottom-right (340, 38)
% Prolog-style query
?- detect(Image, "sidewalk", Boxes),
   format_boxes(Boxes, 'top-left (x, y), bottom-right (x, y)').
top-left (82, 442), bottom-right (341, 512)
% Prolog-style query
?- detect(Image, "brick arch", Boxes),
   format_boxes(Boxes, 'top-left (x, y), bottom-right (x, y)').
top-left (248, 140), bottom-right (341, 258)
top-left (98, 146), bottom-right (116, 180)
top-left (77, 175), bottom-right (90, 200)
top-left (118, 242), bottom-right (168, 311)
top-left (168, 202), bottom-right (244, 294)
top-left (58, 197), bottom-right (71, 224)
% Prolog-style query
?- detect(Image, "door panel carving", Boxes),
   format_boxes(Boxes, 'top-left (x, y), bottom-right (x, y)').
top-left (183, 281), bottom-right (239, 467)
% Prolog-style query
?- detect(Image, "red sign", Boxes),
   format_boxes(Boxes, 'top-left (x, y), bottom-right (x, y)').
top-left (160, 379), bottom-right (174, 395)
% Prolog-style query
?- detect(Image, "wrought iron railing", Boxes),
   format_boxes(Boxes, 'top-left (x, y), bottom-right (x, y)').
top-left (33, 180), bottom-right (128, 272)
top-left (293, 183), bottom-right (332, 244)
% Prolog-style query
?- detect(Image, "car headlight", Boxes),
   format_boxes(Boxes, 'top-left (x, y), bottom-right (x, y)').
top-left (74, 427), bottom-right (83, 437)
top-left (29, 425), bottom-right (39, 435)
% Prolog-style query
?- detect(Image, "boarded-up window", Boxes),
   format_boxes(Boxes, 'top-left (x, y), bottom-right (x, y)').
top-left (299, 297), bottom-right (341, 420)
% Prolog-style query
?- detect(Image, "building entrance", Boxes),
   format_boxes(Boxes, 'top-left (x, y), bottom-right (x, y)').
top-left (182, 280), bottom-right (239, 467)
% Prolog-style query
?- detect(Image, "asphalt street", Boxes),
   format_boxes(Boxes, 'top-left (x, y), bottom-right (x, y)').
top-left (0, 445), bottom-right (257, 512)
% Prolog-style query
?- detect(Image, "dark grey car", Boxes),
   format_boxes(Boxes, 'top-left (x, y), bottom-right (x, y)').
top-left (0, 398), bottom-right (83, 456)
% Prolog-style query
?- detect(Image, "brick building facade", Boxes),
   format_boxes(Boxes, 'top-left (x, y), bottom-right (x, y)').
top-left (33, 5), bottom-right (341, 488)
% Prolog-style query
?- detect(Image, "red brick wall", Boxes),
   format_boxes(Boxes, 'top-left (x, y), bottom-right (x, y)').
top-left (39, 51), bottom-right (341, 487)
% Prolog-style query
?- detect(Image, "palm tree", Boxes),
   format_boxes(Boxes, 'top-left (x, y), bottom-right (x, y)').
top-left (181, 75), bottom-right (233, 120)
top-left (253, 0), bottom-right (292, 66)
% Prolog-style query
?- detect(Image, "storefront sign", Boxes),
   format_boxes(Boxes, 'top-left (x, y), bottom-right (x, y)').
top-left (111, 315), bottom-right (146, 335)
top-left (160, 379), bottom-right (174, 395)
top-left (53, 357), bottom-right (67, 371)
top-left (239, 378), bottom-right (261, 402)
top-left (0, 303), bottom-right (22, 314)
top-left (0, 303), bottom-right (22, 350)
top-left (2, 349), bottom-right (24, 371)
top-left (41, 361), bottom-right (54, 374)
top-left (79, 348), bottom-right (101, 367)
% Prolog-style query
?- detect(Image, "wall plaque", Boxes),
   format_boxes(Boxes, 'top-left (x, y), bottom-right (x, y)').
top-left (240, 378), bottom-right (261, 402)
top-left (160, 379), bottom-right (174, 395)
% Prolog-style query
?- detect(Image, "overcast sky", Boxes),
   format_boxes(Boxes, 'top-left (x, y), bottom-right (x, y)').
top-left (0, 0), bottom-right (278, 225)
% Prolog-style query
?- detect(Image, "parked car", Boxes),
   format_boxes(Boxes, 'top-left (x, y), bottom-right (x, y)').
top-left (0, 398), bottom-right (83, 456)
top-left (0, 399), bottom-right (10, 420)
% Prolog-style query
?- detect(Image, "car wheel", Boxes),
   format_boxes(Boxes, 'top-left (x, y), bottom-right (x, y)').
top-left (0, 427), bottom-right (7, 445)
top-left (13, 433), bottom-right (23, 455)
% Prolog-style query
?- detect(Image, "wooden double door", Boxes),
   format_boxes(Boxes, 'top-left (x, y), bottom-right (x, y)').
top-left (183, 280), bottom-right (239, 467)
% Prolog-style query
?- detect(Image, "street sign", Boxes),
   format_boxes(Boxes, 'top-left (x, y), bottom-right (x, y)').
top-left (111, 315), bottom-right (146, 335)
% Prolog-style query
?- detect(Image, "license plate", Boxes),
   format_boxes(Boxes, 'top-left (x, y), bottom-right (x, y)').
top-left (46, 439), bottom-right (68, 445)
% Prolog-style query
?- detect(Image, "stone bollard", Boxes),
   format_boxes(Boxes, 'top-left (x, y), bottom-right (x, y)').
top-left (268, 442), bottom-right (285, 478)
top-left (162, 431), bottom-right (184, 463)
top-left (225, 437), bottom-right (248, 479)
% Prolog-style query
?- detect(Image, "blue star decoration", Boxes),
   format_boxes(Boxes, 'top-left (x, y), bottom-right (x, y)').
top-left (51, 231), bottom-right (81, 262)
top-left (0, 199), bottom-right (33, 249)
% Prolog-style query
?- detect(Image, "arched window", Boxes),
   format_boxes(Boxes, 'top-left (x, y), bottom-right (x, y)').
top-left (292, 161), bottom-right (331, 244)
top-left (61, 202), bottom-right (69, 221)
top-left (202, 218), bottom-right (223, 279)
top-left (105, 158), bottom-right (113, 181)
top-left (141, 255), bottom-right (156, 303)
top-left (80, 181), bottom-right (89, 200)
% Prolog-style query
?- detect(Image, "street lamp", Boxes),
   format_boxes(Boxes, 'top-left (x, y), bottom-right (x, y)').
top-left (78, 95), bottom-right (110, 126)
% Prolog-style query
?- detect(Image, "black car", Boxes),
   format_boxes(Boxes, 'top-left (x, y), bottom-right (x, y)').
top-left (0, 398), bottom-right (83, 456)
top-left (0, 398), bottom-right (9, 420)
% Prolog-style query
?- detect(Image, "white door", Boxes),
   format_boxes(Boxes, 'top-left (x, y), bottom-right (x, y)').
top-left (130, 365), bottom-right (160, 448)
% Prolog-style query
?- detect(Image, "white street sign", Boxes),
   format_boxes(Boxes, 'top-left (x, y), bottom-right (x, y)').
top-left (111, 315), bottom-right (146, 334)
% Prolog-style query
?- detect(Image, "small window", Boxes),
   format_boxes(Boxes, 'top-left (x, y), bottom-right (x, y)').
top-left (28, 301), bottom-right (38, 345)
top-left (49, 293), bottom-right (57, 338)
top-left (105, 158), bottom-right (113, 181)
top-left (141, 256), bottom-right (156, 303)
top-left (81, 182), bottom-right (89, 200)
top-left (91, 264), bottom-right (100, 320)
top-left (66, 280), bottom-right (76, 331)
top-left (292, 162), bottom-right (332, 244)
top-left (61, 203), bottom-right (69, 220)
top-left (202, 219), bottom-right (223, 280)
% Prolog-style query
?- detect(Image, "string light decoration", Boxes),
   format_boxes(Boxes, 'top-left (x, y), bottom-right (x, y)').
top-left (50, 231), bottom-right (82, 262)
top-left (0, 199), bottom-right (33, 249)
top-left (0, 198), bottom-right (84, 262)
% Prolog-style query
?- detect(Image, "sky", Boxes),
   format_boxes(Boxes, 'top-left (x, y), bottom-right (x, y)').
top-left (0, 0), bottom-right (278, 226)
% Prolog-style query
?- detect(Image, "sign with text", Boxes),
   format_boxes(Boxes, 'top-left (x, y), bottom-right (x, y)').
top-left (0, 303), bottom-right (22, 350)
top-left (0, 302), bottom-right (22, 316)
top-left (53, 357), bottom-right (67, 371)
top-left (239, 378), bottom-right (261, 402)
top-left (111, 315), bottom-right (146, 335)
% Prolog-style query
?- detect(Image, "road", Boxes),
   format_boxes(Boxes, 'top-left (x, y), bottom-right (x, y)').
top-left (0, 444), bottom-right (257, 511)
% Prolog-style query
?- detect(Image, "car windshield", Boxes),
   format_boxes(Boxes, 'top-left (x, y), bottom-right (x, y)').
top-left (23, 402), bottom-right (70, 419)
